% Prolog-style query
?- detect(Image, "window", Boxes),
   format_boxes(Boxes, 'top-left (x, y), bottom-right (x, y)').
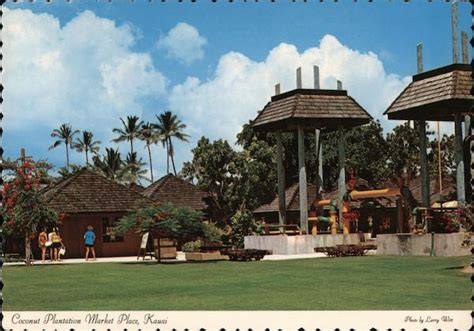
top-left (102, 217), bottom-right (124, 243)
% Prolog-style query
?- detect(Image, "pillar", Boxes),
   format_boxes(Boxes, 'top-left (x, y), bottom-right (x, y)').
top-left (454, 114), bottom-right (465, 208)
top-left (276, 130), bottom-right (286, 225)
top-left (298, 125), bottom-right (308, 233)
top-left (337, 126), bottom-right (346, 228)
top-left (419, 120), bottom-right (430, 208)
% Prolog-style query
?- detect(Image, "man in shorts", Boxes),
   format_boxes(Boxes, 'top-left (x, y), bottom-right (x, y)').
top-left (84, 225), bottom-right (96, 261)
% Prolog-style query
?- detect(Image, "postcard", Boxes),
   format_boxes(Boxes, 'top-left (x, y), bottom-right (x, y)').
top-left (2, 0), bottom-right (472, 330)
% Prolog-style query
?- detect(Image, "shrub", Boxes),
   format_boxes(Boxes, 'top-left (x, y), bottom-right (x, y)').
top-left (182, 240), bottom-right (202, 252)
top-left (202, 221), bottom-right (225, 244)
top-left (229, 209), bottom-right (256, 248)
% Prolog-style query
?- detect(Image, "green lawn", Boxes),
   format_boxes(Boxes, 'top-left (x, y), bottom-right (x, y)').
top-left (3, 256), bottom-right (470, 311)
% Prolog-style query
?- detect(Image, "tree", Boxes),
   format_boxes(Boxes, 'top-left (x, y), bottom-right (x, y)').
top-left (49, 123), bottom-right (80, 170)
top-left (112, 116), bottom-right (144, 155)
top-left (139, 122), bottom-right (162, 182)
top-left (123, 152), bottom-right (148, 185)
top-left (2, 159), bottom-right (62, 266)
top-left (182, 137), bottom-right (236, 225)
top-left (115, 202), bottom-right (205, 254)
top-left (155, 111), bottom-right (189, 175)
top-left (73, 131), bottom-right (101, 165)
top-left (92, 148), bottom-right (126, 182)
top-left (386, 122), bottom-right (434, 185)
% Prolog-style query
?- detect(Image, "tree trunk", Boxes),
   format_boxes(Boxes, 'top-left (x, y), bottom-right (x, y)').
top-left (25, 233), bottom-right (32, 266)
top-left (166, 140), bottom-right (170, 174)
top-left (66, 142), bottom-right (70, 170)
top-left (130, 139), bottom-right (134, 155)
top-left (170, 139), bottom-right (177, 176)
top-left (86, 149), bottom-right (89, 165)
top-left (147, 144), bottom-right (154, 182)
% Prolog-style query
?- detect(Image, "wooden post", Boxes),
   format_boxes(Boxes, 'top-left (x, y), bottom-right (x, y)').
top-left (396, 197), bottom-right (404, 233)
top-left (337, 126), bottom-right (346, 226)
top-left (313, 66), bottom-right (322, 200)
top-left (451, 0), bottom-right (459, 63)
top-left (275, 83), bottom-right (281, 96)
top-left (417, 43), bottom-right (430, 208)
top-left (298, 124), bottom-right (308, 233)
top-left (419, 121), bottom-right (430, 208)
top-left (296, 67), bottom-right (302, 89)
top-left (454, 114), bottom-right (465, 208)
top-left (275, 84), bottom-right (286, 225)
top-left (416, 43), bottom-right (423, 74)
top-left (313, 65), bottom-right (320, 90)
top-left (276, 131), bottom-right (286, 225)
top-left (461, 31), bottom-right (468, 64)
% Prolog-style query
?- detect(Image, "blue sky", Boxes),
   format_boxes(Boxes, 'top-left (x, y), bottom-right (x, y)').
top-left (4, 1), bottom-right (471, 183)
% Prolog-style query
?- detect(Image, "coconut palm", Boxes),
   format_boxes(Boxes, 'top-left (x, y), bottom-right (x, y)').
top-left (155, 111), bottom-right (189, 175)
top-left (111, 116), bottom-right (144, 154)
top-left (49, 123), bottom-right (80, 170)
top-left (123, 152), bottom-right (148, 185)
top-left (73, 131), bottom-right (101, 165)
top-left (92, 148), bottom-right (126, 181)
top-left (138, 122), bottom-right (162, 182)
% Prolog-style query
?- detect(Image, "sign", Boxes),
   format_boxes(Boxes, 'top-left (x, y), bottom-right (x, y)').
top-left (140, 233), bottom-right (149, 250)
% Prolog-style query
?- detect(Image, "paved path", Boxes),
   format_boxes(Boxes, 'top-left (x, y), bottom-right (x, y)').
top-left (5, 251), bottom-right (337, 266)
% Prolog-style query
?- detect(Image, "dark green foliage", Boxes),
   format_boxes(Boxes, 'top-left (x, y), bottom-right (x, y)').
top-left (115, 202), bottom-right (204, 247)
top-left (229, 209), bottom-right (256, 248)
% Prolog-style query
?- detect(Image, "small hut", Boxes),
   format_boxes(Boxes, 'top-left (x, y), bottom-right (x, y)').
top-left (142, 174), bottom-right (209, 211)
top-left (42, 169), bottom-right (150, 258)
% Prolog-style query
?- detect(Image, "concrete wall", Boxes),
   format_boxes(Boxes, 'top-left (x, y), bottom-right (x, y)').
top-left (377, 233), bottom-right (472, 257)
top-left (244, 233), bottom-right (370, 255)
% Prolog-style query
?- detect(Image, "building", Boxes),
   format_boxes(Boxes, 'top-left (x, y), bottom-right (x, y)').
top-left (142, 174), bottom-right (209, 211)
top-left (42, 169), bottom-right (151, 258)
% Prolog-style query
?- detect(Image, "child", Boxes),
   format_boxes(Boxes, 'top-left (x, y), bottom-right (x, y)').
top-left (84, 225), bottom-right (96, 261)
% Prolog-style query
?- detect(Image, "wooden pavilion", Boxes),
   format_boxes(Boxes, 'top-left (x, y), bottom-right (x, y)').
top-left (252, 66), bottom-right (372, 233)
top-left (384, 63), bottom-right (472, 208)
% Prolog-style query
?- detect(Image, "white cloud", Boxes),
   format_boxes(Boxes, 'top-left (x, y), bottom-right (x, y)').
top-left (156, 22), bottom-right (207, 65)
top-left (4, 8), bottom-right (166, 168)
top-left (169, 35), bottom-right (412, 146)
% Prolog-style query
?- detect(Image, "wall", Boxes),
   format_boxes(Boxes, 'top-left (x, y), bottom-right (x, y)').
top-left (244, 233), bottom-right (370, 254)
top-left (59, 212), bottom-right (141, 258)
top-left (377, 233), bottom-right (472, 256)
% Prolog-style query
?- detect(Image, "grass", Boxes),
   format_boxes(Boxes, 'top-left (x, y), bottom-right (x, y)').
top-left (3, 256), bottom-right (470, 311)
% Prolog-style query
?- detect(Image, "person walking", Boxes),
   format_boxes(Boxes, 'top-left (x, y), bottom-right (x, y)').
top-left (47, 228), bottom-right (55, 261)
top-left (84, 225), bottom-right (96, 261)
top-left (51, 228), bottom-right (62, 262)
top-left (38, 228), bottom-right (48, 263)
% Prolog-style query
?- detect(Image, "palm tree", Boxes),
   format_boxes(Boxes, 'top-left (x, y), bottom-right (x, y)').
top-left (49, 123), bottom-right (80, 170)
top-left (155, 111), bottom-right (189, 175)
top-left (138, 122), bottom-right (162, 182)
top-left (123, 152), bottom-right (148, 185)
top-left (112, 116), bottom-right (144, 154)
top-left (73, 131), bottom-right (101, 165)
top-left (92, 148), bottom-right (125, 181)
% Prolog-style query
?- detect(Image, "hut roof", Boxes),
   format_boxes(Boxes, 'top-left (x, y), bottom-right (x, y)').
top-left (384, 64), bottom-right (472, 121)
top-left (253, 183), bottom-right (319, 213)
top-left (142, 174), bottom-right (209, 210)
top-left (43, 169), bottom-right (150, 213)
top-left (253, 89), bottom-right (372, 132)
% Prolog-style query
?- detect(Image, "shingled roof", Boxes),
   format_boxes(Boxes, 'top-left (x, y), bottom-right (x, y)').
top-left (43, 169), bottom-right (150, 213)
top-left (384, 64), bottom-right (472, 121)
top-left (253, 89), bottom-right (372, 132)
top-left (142, 174), bottom-right (208, 210)
top-left (253, 183), bottom-right (319, 214)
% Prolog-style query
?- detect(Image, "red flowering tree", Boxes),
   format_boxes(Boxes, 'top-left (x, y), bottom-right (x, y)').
top-left (2, 160), bottom-right (62, 266)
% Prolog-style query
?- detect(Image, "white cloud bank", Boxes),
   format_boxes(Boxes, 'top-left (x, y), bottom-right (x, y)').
top-left (4, 8), bottom-right (166, 136)
top-left (169, 35), bottom-right (412, 144)
top-left (156, 22), bottom-right (207, 65)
